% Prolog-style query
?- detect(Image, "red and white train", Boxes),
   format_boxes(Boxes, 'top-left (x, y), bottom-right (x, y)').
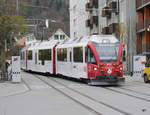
top-left (21, 35), bottom-right (125, 85)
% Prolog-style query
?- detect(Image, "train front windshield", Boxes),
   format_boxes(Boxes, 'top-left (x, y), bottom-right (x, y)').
top-left (94, 43), bottom-right (120, 62)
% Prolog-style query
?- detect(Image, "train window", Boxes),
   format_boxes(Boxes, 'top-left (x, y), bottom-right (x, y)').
top-left (39, 49), bottom-right (51, 61)
top-left (44, 49), bottom-right (51, 60)
top-left (28, 50), bottom-right (32, 60)
top-left (35, 52), bottom-right (37, 64)
top-left (39, 50), bottom-right (43, 60)
top-left (70, 51), bottom-right (72, 62)
top-left (85, 47), bottom-right (96, 64)
top-left (73, 47), bottom-right (83, 63)
top-left (57, 48), bottom-right (67, 61)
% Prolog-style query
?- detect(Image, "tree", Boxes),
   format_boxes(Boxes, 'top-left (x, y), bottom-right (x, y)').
top-left (0, 0), bottom-right (27, 73)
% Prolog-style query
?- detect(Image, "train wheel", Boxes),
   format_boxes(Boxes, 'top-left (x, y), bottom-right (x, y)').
top-left (144, 74), bottom-right (149, 83)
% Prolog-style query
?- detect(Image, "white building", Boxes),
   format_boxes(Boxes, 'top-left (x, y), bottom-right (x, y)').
top-left (24, 34), bottom-right (37, 45)
top-left (48, 28), bottom-right (69, 41)
top-left (70, 0), bottom-right (106, 39)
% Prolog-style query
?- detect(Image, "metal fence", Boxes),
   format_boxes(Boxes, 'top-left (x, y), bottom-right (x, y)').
top-left (0, 71), bottom-right (9, 81)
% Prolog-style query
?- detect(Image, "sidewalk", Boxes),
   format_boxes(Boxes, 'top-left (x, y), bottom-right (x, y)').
top-left (0, 81), bottom-right (29, 98)
top-left (125, 73), bottom-right (144, 83)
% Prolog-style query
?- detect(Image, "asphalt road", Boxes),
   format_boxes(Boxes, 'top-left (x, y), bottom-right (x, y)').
top-left (0, 72), bottom-right (150, 115)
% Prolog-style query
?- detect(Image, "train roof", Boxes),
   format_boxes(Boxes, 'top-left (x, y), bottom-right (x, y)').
top-left (22, 39), bottom-right (61, 51)
top-left (21, 35), bottom-right (119, 51)
top-left (57, 35), bottom-right (119, 48)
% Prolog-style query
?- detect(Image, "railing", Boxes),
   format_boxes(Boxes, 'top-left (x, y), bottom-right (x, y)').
top-left (0, 71), bottom-right (8, 81)
top-left (137, 18), bottom-right (150, 32)
top-left (136, 0), bottom-right (150, 9)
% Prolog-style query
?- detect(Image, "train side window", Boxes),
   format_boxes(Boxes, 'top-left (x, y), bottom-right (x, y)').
top-left (35, 52), bottom-right (37, 64)
top-left (39, 50), bottom-right (43, 60)
top-left (28, 50), bottom-right (32, 60)
top-left (85, 47), bottom-right (96, 64)
top-left (57, 48), bottom-right (67, 62)
top-left (38, 49), bottom-right (51, 62)
top-left (70, 51), bottom-right (72, 62)
top-left (44, 49), bottom-right (51, 60)
top-left (73, 47), bottom-right (83, 63)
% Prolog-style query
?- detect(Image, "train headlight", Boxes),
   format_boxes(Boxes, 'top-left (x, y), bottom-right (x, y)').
top-left (120, 68), bottom-right (123, 70)
top-left (93, 67), bottom-right (98, 71)
top-left (107, 69), bottom-right (112, 74)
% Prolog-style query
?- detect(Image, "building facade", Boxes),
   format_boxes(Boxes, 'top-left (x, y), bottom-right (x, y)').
top-left (136, 0), bottom-right (150, 59)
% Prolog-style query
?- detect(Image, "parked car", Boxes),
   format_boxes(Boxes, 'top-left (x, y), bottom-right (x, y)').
top-left (143, 60), bottom-right (150, 83)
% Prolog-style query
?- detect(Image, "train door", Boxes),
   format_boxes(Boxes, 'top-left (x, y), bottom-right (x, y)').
top-left (68, 47), bottom-right (73, 77)
top-left (72, 46), bottom-right (86, 79)
top-left (53, 46), bottom-right (57, 74)
top-left (25, 50), bottom-right (28, 70)
top-left (86, 47), bottom-right (98, 79)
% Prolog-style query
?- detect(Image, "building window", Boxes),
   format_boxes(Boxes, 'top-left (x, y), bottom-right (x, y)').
top-left (74, 32), bottom-right (76, 38)
top-left (57, 48), bottom-right (67, 61)
top-left (28, 50), bottom-right (32, 60)
top-left (38, 49), bottom-right (51, 61)
top-left (73, 47), bottom-right (83, 63)
top-left (60, 35), bottom-right (65, 40)
top-left (54, 35), bottom-right (59, 40)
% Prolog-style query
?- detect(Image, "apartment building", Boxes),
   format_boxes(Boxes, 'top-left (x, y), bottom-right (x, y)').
top-left (70, 0), bottom-right (106, 39)
top-left (136, 0), bottom-right (150, 59)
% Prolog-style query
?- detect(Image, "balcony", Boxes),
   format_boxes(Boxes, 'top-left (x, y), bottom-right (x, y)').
top-left (109, 1), bottom-right (117, 12)
top-left (136, 18), bottom-right (150, 32)
top-left (102, 27), bottom-right (110, 34)
top-left (90, 0), bottom-right (98, 8)
top-left (90, 16), bottom-right (98, 26)
top-left (136, 0), bottom-right (150, 10)
top-left (86, 2), bottom-right (92, 11)
top-left (86, 0), bottom-right (98, 11)
top-left (108, 23), bottom-right (118, 34)
top-left (101, 7), bottom-right (111, 18)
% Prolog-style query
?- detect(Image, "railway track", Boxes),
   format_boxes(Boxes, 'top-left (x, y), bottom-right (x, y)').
top-left (31, 73), bottom-right (131, 115)
top-left (118, 87), bottom-right (150, 97)
top-left (104, 87), bottom-right (150, 102)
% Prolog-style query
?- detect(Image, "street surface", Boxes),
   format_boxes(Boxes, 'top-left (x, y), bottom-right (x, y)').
top-left (0, 72), bottom-right (150, 115)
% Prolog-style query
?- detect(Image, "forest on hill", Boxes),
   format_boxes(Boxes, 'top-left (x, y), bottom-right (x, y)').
top-left (10, 0), bottom-right (70, 35)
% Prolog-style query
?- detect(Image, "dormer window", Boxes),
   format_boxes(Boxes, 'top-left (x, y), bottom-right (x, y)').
top-left (54, 35), bottom-right (59, 40)
top-left (60, 35), bottom-right (65, 40)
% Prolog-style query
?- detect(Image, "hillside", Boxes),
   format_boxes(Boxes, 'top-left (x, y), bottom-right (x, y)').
top-left (10, 0), bottom-right (70, 36)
